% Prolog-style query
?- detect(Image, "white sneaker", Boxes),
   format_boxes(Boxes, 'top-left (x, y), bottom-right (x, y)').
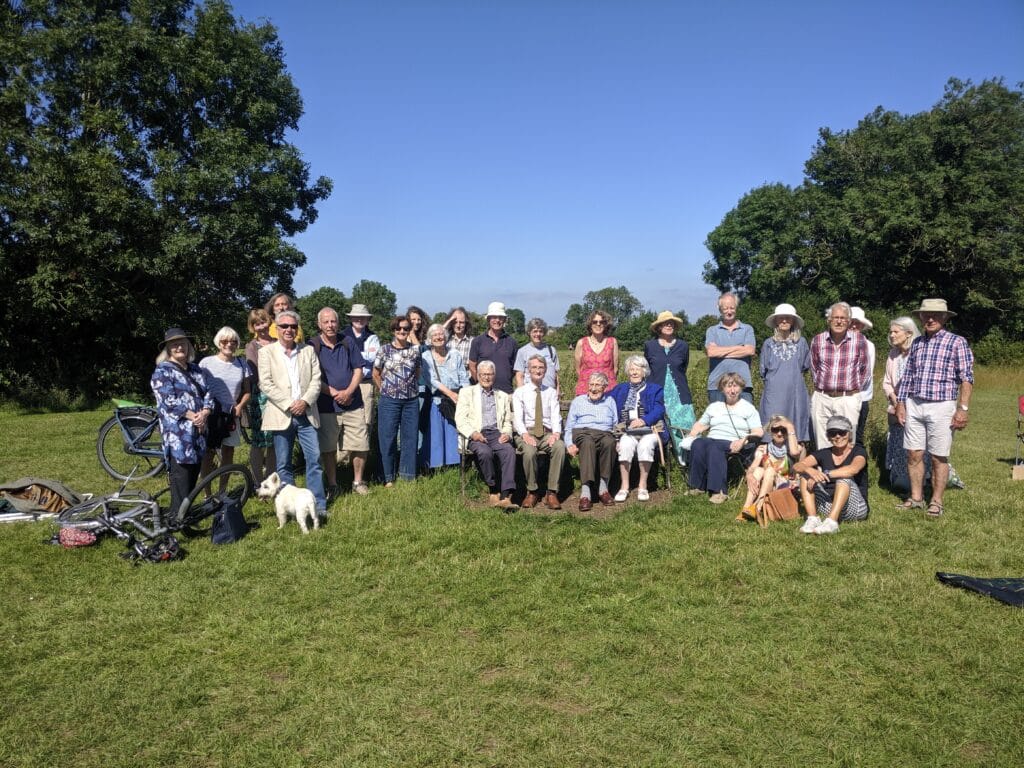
top-left (799, 515), bottom-right (822, 534)
top-left (638, 489), bottom-right (650, 502)
top-left (814, 518), bottom-right (840, 535)
top-left (614, 489), bottom-right (629, 503)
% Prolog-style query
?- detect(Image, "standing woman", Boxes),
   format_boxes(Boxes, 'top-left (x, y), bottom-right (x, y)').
top-left (151, 328), bottom-right (215, 521)
top-left (244, 309), bottom-right (276, 482)
top-left (265, 293), bottom-right (305, 342)
top-left (574, 309), bottom-right (618, 395)
top-left (422, 323), bottom-right (470, 469)
top-left (373, 316), bottom-right (422, 486)
top-left (644, 311), bottom-right (695, 433)
top-left (198, 327), bottom-right (251, 481)
top-left (405, 305), bottom-right (429, 348)
top-left (883, 316), bottom-right (927, 493)
top-left (758, 303), bottom-right (811, 443)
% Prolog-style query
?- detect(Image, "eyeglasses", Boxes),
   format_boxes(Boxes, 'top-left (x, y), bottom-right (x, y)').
top-left (396, 326), bottom-right (411, 332)
top-left (826, 430), bottom-right (848, 439)
top-left (277, 323), bottom-right (298, 330)
top-left (591, 320), bottom-right (606, 326)
top-left (220, 339), bottom-right (239, 345)
top-left (831, 317), bottom-right (849, 323)
top-left (771, 428), bottom-right (787, 435)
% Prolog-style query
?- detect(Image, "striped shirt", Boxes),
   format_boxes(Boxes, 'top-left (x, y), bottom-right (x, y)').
top-left (896, 329), bottom-right (974, 403)
top-left (810, 331), bottom-right (869, 392)
top-left (564, 394), bottom-right (617, 444)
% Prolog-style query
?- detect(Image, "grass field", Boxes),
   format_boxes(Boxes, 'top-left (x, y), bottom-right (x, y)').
top-left (1, 362), bottom-right (1023, 766)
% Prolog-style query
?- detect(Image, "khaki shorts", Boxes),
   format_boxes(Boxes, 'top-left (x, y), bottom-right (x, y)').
top-left (903, 397), bottom-right (956, 457)
top-left (317, 409), bottom-right (369, 453)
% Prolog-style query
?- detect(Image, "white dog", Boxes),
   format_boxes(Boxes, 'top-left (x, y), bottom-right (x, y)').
top-left (256, 472), bottom-right (320, 534)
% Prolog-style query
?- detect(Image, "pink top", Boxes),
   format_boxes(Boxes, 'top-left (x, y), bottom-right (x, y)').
top-left (575, 336), bottom-right (617, 395)
top-left (882, 348), bottom-right (908, 414)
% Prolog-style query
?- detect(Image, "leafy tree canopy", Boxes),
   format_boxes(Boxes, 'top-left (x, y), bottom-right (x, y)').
top-left (351, 280), bottom-right (397, 326)
top-left (0, 0), bottom-right (331, 402)
top-left (296, 286), bottom-right (347, 340)
top-left (703, 78), bottom-right (1024, 341)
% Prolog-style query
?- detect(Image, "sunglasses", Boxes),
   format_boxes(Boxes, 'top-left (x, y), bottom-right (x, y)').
top-left (591, 320), bottom-right (606, 326)
top-left (396, 326), bottom-right (411, 332)
top-left (771, 428), bottom-right (787, 435)
top-left (826, 429), bottom-right (848, 438)
top-left (277, 323), bottom-right (298, 330)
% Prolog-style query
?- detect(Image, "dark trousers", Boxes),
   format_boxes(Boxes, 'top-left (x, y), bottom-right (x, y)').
top-left (167, 457), bottom-right (200, 522)
top-left (688, 437), bottom-right (733, 493)
top-left (469, 427), bottom-right (516, 494)
top-left (856, 400), bottom-right (869, 445)
top-left (572, 428), bottom-right (616, 487)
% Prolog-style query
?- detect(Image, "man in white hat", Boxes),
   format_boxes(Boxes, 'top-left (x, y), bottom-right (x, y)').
top-left (849, 306), bottom-right (876, 444)
top-left (468, 301), bottom-right (519, 394)
top-left (342, 304), bottom-right (381, 430)
top-left (895, 298), bottom-right (974, 517)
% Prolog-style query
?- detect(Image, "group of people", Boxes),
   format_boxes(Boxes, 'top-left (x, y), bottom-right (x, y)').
top-left (148, 291), bottom-right (973, 533)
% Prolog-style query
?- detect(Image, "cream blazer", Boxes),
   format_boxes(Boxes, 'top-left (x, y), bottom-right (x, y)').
top-left (258, 342), bottom-right (322, 431)
top-left (455, 384), bottom-right (513, 439)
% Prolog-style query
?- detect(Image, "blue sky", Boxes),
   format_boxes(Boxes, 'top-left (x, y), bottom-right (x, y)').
top-left (229, 0), bottom-right (1023, 325)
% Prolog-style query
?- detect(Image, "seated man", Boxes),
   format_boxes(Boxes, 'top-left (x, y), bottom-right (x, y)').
top-left (564, 372), bottom-right (618, 511)
top-left (512, 354), bottom-right (566, 510)
top-left (793, 415), bottom-right (870, 535)
top-left (455, 360), bottom-right (517, 509)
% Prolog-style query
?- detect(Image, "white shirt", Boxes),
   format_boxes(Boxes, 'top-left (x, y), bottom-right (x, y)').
top-left (512, 383), bottom-right (562, 435)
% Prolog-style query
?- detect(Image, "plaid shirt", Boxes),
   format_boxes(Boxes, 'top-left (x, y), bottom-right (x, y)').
top-left (810, 331), bottom-right (869, 392)
top-left (896, 329), bottom-right (974, 403)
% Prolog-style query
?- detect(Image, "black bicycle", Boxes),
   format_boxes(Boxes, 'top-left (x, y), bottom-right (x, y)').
top-left (96, 400), bottom-right (165, 481)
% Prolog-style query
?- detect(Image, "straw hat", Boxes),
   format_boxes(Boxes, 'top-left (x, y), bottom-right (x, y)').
top-left (347, 304), bottom-right (372, 317)
top-left (912, 298), bottom-right (956, 318)
top-left (485, 301), bottom-right (507, 318)
top-left (649, 310), bottom-right (684, 333)
top-left (850, 306), bottom-right (874, 330)
top-left (764, 303), bottom-right (804, 330)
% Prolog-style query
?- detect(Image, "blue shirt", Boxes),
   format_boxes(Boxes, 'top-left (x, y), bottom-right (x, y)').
top-left (469, 332), bottom-right (518, 394)
top-left (705, 321), bottom-right (755, 390)
top-left (564, 394), bottom-right (618, 444)
top-left (313, 336), bottom-right (363, 412)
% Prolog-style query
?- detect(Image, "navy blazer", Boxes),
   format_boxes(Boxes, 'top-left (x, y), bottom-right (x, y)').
top-left (644, 338), bottom-right (693, 406)
top-left (610, 381), bottom-right (667, 443)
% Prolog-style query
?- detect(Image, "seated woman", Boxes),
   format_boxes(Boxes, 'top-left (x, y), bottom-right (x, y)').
top-left (609, 355), bottom-right (666, 503)
top-left (685, 372), bottom-right (764, 504)
top-left (793, 415), bottom-right (870, 535)
top-left (564, 372), bottom-right (619, 511)
top-left (738, 414), bottom-right (805, 520)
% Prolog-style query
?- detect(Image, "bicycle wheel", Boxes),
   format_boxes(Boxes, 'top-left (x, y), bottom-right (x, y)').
top-left (97, 414), bottom-right (165, 480)
top-left (177, 463), bottom-right (254, 534)
top-left (58, 492), bottom-right (154, 531)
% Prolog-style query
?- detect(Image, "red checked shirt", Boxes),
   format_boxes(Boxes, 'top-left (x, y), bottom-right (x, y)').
top-left (809, 331), bottom-right (869, 393)
top-left (896, 328), bottom-right (974, 403)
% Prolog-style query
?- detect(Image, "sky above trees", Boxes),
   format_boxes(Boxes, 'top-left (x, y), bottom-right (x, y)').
top-left (230, 1), bottom-right (1023, 324)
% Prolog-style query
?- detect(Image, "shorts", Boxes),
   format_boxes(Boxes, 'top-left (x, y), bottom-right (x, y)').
top-left (903, 397), bottom-right (956, 457)
top-left (317, 409), bottom-right (369, 453)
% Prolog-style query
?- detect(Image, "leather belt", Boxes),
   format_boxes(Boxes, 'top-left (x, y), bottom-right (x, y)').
top-left (816, 389), bottom-right (859, 397)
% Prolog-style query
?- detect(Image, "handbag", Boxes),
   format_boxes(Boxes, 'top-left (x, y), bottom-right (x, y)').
top-left (757, 488), bottom-right (801, 528)
top-left (211, 497), bottom-right (249, 544)
top-left (429, 353), bottom-right (459, 424)
top-left (206, 401), bottom-right (236, 450)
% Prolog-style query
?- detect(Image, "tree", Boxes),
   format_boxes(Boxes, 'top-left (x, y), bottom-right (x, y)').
top-left (350, 280), bottom-right (397, 325)
top-left (0, 0), bottom-right (331, 402)
top-left (505, 307), bottom-right (526, 337)
top-left (562, 286), bottom-right (644, 342)
top-left (296, 286), bottom-right (348, 340)
top-left (703, 78), bottom-right (1024, 342)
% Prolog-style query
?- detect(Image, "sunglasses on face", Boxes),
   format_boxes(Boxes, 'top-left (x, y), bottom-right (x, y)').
top-left (396, 326), bottom-right (411, 332)
top-left (277, 323), bottom-right (298, 330)
top-left (826, 430), bottom-right (848, 438)
top-left (591, 320), bottom-right (606, 326)
top-left (771, 428), bottom-right (787, 435)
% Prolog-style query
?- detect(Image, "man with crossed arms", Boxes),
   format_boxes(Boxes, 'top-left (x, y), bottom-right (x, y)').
top-left (512, 354), bottom-right (565, 510)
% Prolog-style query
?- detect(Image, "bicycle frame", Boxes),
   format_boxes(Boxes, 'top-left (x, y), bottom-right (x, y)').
top-left (114, 406), bottom-right (163, 460)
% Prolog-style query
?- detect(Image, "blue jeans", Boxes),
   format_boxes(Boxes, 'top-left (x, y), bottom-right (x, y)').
top-left (378, 395), bottom-right (419, 482)
top-left (271, 413), bottom-right (327, 511)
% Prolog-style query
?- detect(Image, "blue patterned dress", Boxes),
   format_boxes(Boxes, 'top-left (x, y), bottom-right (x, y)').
top-left (150, 361), bottom-right (215, 464)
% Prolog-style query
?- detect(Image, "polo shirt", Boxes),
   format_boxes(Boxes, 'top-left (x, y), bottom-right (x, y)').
top-left (469, 332), bottom-right (518, 394)
top-left (705, 321), bottom-right (755, 389)
top-left (312, 335), bottom-right (363, 413)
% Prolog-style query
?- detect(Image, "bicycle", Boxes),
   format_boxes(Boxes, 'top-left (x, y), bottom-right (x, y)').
top-left (60, 463), bottom-right (255, 540)
top-left (96, 400), bottom-right (165, 480)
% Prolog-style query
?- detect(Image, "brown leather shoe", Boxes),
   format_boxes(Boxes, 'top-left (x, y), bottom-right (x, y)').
top-left (521, 491), bottom-right (539, 509)
top-left (598, 491), bottom-right (614, 507)
top-left (578, 496), bottom-right (593, 512)
top-left (493, 495), bottom-right (518, 510)
top-left (544, 492), bottom-right (562, 510)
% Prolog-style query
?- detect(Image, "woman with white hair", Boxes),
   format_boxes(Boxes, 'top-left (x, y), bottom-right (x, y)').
top-left (198, 326), bottom-right (251, 482)
top-left (609, 356), bottom-right (666, 502)
top-left (758, 303), bottom-right (811, 442)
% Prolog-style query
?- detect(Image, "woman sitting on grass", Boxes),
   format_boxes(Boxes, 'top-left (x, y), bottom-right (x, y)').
top-left (793, 415), bottom-right (869, 535)
top-left (738, 414), bottom-right (804, 521)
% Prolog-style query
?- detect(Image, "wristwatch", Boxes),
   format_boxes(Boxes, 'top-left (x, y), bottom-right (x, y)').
top-left (957, 404), bottom-right (969, 412)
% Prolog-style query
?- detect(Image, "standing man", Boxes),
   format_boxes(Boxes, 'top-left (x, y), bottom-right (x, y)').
top-left (468, 301), bottom-right (518, 394)
top-left (258, 309), bottom-right (327, 516)
top-left (312, 307), bottom-right (367, 499)
top-left (341, 303), bottom-right (381, 457)
top-left (512, 355), bottom-right (566, 510)
top-left (849, 306), bottom-right (876, 445)
top-left (809, 302), bottom-right (870, 449)
top-left (895, 298), bottom-right (974, 518)
top-left (705, 292), bottom-right (756, 404)
top-left (455, 360), bottom-right (518, 509)
top-left (443, 306), bottom-right (474, 370)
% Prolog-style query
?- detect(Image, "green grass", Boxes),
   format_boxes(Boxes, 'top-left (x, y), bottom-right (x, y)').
top-left (1, 365), bottom-right (1023, 766)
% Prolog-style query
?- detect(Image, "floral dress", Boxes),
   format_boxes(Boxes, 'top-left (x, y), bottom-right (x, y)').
top-left (150, 361), bottom-right (215, 464)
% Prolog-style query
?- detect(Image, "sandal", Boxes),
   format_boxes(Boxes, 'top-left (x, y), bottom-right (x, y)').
top-left (896, 498), bottom-right (926, 510)
top-left (926, 501), bottom-right (944, 518)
